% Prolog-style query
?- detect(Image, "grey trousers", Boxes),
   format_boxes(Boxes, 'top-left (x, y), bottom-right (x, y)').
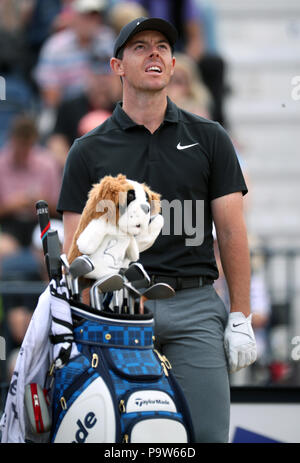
top-left (145, 284), bottom-right (230, 443)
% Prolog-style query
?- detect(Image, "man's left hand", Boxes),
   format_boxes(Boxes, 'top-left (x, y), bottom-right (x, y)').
top-left (224, 312), bottom-right (257, 373)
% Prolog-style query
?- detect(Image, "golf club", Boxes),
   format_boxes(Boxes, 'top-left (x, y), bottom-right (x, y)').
top-left (47, 229), bottom-right (62, 285)
top-left (124, 263), bottom-right (151, 289)
top-left (112, 290), bottom-right (120, 314)
top-left (90, 274), bottom-right (124, 311)
top-left (60, 253), bottom-right (73, 296)
top-left (123, 281), bottom-right (142, 315)
top-left (69, 255), bottom-right (95, 300)
top-left (141, 282), bottom-right (175, 300)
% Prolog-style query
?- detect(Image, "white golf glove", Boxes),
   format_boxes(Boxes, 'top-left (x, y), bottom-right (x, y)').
top-left (224, 312), bottom-right (257, 373)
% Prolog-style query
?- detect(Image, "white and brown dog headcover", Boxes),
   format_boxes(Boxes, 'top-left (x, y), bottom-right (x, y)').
top-left (68, 174), bottom-right (162, 270)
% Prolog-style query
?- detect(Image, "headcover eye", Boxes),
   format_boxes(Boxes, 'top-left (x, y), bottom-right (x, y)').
top-left (127, 189), bottom-right (136, 206)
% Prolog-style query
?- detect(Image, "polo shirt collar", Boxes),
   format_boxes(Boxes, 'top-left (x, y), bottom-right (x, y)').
top-left (112, 97), bottom-right (179, 130)
top-left (164, 97), bottom-right (179, 123)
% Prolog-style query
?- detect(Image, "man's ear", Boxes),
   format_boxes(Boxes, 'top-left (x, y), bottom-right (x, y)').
top-left (170, 56), bottom-right (176, 77)
top-left (110, 57), bottom-right (125, 77)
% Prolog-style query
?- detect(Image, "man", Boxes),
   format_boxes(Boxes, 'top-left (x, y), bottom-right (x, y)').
top-left (57, 17), bottom-right (257, 442)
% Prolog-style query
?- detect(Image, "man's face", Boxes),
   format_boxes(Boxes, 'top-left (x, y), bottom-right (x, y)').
top-left (115, 30), bottom-right (176, 92)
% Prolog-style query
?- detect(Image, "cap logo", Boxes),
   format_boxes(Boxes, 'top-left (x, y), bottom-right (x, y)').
top-left (136, 21), bottom-right (140, 25)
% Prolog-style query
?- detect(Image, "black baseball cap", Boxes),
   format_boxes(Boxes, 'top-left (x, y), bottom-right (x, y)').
top-left (113, 17), bottom-right (178, 58)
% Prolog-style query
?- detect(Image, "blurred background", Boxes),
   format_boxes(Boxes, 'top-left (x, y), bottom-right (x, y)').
top-left (0, 0), bottom-right (300, 414)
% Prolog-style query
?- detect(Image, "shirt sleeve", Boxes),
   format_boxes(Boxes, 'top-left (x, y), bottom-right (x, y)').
top-left (208, 123), bottom-right (248, 200)
top-left (56, 140), bottom-right (92, 215)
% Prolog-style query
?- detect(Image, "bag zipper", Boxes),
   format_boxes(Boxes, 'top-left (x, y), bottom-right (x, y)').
top-left (59, 366), bottom-right (95, 410)
top-left (153, 349), bottom-right (172, 376)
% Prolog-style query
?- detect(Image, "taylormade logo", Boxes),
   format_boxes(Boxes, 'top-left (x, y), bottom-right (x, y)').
top-left (96, 197), bottom-right (204, 246)
top-left (72, 412), bottom-right (97, 443)
top-left (135, 397), bottom-right (170, 408)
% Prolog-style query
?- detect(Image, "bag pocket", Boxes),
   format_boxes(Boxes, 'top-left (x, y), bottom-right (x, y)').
top-left (51, 354), bottom-right (98, 439)
top-left (52, 374), bottom-right (117, 443)
top-left (104, 347), bottom-right (163, 381)
top-left (123, 413), bottom-right (189, 443)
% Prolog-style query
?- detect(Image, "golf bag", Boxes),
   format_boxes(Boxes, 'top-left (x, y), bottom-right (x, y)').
top-left (50, 294), bottom-right (195, 443)
top-left (29, 199), bottom-right (194, 443)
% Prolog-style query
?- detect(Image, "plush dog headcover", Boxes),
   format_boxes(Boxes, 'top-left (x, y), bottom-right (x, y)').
top-left (68, 174), bottom-right (164, 280)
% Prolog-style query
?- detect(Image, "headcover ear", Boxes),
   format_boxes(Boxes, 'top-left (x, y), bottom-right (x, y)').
top-left (89, 174), bottom-right (130, 224)
top-left (143, 184), bottom-right (161, 215)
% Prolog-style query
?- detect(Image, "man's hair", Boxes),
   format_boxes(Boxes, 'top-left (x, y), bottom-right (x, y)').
top-left (116, 47), bottom-right (124, 60)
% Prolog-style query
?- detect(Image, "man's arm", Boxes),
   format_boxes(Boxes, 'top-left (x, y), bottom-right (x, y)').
top-left (211, 191), bottom-right (251, 317)
top-left (212, 192), bottom-right (256, 372)
top-left (62, 211), bottom-right (81, 255)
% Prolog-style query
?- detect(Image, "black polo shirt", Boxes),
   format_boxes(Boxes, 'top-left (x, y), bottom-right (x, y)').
top-left (57, 97), bottom-right (247, 279)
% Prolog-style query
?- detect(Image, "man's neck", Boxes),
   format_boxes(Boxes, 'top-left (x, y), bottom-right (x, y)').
top-left (122, 90), bottom-right (168, 134)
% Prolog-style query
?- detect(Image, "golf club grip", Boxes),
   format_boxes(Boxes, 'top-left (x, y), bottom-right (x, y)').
top-left (47, 229), bottom-right (62, 282)
top-left (36, 200), bottom-right (50, 256)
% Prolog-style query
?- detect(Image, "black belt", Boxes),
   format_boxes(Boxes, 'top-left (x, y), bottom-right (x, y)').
top-left (150, 275), bottom-right (214, 291)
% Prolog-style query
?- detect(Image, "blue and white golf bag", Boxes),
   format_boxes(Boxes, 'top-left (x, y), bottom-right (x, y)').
top-left (50, 296), bottom-right (195, 443)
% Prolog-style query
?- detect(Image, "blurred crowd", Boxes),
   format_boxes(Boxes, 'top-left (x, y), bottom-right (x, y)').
top-left (0, 0), bottom-right (281, 388)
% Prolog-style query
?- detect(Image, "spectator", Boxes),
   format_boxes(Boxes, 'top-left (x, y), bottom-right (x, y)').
top-left (23, 0), bottom-right (63, 72)
top-left (5, 307), bottom-right (32, 356)
top-left (0, 219), bottom-right (64, 380)
top-left (0, 114), bottom-right (62, 247)
top-left (0, 1), bottom-right (37, 147)
top-left (0, 234), bottom-right (20, 262)
top-left (108, 1), bottom-right (148, 34)
top-left (167, 52), bottom-right (212, 119)
top-left (0, 0), bottom-right (33, 80)
top-left (51, 4), bottom-right (77, 34)
top-left (47, 68), bottom-right (119, 168)
top-left (34, 0), bottom-right (115, 108)
top-left (77, 109), bottom-right (112, 136)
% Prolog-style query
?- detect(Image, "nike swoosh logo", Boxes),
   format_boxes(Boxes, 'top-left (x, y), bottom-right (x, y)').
top-left (177, 142), bottom-right (199, 150)
top-left (232, 323), bottom-right (245, 328)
